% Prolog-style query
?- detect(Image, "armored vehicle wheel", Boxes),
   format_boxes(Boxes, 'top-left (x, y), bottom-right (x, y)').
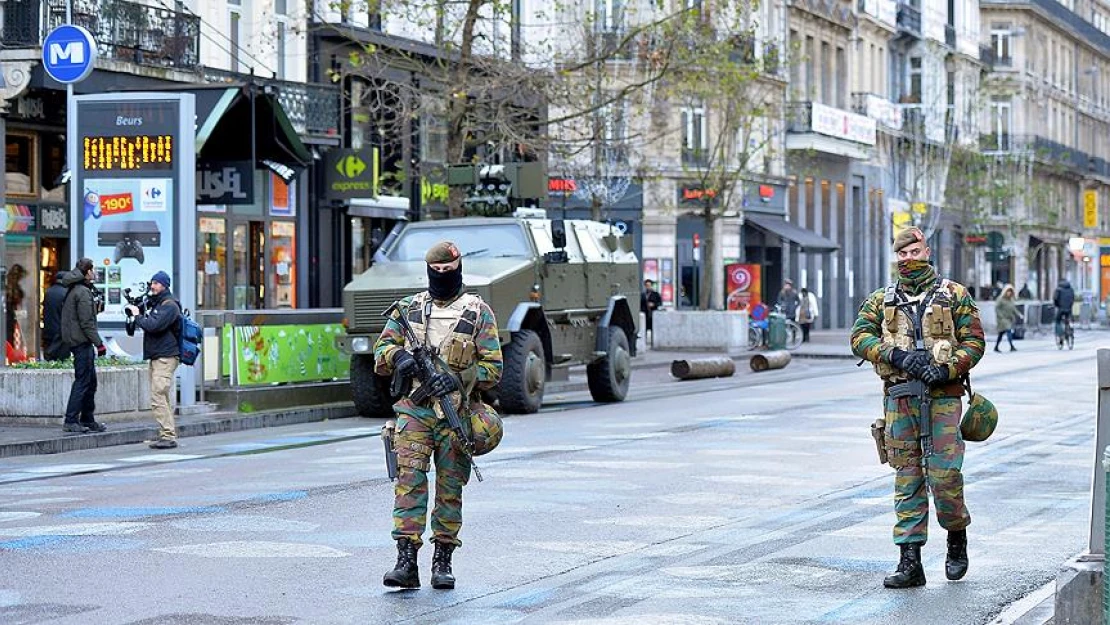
top-left (498, 330), bottom-right (545, 414)
top-left (351, 354), bottom-right (394, 418)
top-left (587, 326), bottom-right (631, 403)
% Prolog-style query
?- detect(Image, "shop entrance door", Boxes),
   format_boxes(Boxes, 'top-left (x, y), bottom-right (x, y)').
top-left (231, 221), bottom-right (266, 309)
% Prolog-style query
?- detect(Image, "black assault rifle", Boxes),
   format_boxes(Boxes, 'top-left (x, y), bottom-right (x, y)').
top-left (885, 298), bottom-right (934, 483)
top-left (382, 302), bottom-right (482, 482)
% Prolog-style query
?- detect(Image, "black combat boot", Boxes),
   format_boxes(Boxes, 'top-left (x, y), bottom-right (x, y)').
top-left (383, 538), bottom-right (420, 588)
top-left (946, 529), bottom-right (969, 581)
top-left (883, 543), bottom-right (926, 589)
top-left (430, 541), bottom-right (457, 590)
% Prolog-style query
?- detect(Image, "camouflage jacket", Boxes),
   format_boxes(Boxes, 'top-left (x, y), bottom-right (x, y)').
top-left (851, 279), bottom-right (985, 382)
top-left (373, 291), bottom-right (503, 414)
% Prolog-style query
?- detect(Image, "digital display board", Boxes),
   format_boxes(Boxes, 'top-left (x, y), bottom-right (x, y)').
top-left (82, 135), bottom-right (174, 171)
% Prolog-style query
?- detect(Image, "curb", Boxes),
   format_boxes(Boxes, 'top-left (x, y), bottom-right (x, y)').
top-left (0, 403), bottom-right (358, 459)
top-left (631, 350), bottom-right (856, 370)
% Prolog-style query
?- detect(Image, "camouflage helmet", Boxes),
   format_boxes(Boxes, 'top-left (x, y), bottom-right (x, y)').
top-left (469, 407), bottom-right (504, 456)
top-left (960, 392), bottom-right (998, 442)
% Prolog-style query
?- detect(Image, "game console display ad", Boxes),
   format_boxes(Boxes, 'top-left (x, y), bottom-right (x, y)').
top-left (81, 178), bottom-right (175, 324)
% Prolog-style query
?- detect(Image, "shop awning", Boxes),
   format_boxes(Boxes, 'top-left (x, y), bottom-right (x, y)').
top-left (349, 196), bottom-right (410, 219)
top-left (194, 86), bottom-right (312, 170)
top-left (745, 213), bottom-right (840, 253)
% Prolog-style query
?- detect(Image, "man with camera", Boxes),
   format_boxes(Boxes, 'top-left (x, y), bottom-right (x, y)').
top-left (59, 258), bottom-right (107, 433)
top-left (125, 271), bottom-right (181, 449)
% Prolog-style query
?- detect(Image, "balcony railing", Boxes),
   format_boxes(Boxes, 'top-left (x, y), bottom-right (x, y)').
top-left (2, 0), bottom-right (201, 70)
top-left (980, 134), bottom-right (1096, 173)
top-left (896, 2), bottom-right (922, 37)
top-left (204, 69), bottom-right (341, 139)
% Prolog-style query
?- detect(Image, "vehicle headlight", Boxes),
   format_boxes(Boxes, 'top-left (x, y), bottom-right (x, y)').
top-left (350, 337), bottom-right (371, 353)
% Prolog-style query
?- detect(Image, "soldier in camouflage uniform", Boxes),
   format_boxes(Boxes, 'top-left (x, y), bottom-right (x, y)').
top-left (850, 227), bottom-right (985, 589)
top-left (374, 241), bottom-right (503, 590)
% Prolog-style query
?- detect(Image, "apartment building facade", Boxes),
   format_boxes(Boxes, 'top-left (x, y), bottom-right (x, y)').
top-left (980, 0), bottom-right (1110, 302)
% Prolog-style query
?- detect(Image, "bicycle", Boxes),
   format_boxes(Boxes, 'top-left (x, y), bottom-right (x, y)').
top-left (1055, 314), bottom-right (1074, 350)
top-left (747, 314), bottom-right (804, 351)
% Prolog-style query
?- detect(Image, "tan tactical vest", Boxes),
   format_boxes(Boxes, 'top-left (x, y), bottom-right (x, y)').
top-left (874, 279), bottom-right (959, 382)
top-left (405, 291), bottom-right (484, 396)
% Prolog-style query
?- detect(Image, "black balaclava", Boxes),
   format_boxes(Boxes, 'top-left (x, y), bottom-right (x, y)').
top-left (428, 263), bottom-right (463, 301)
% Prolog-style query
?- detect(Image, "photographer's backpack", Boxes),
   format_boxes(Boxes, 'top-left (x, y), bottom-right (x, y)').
top-left (178, 307), bottom-right (202, 366)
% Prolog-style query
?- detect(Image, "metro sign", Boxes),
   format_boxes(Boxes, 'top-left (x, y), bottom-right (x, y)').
top-left (42, 25), bottom-right (98, 84)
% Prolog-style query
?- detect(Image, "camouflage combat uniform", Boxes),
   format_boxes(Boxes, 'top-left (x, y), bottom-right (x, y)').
top-left (851, 273), bottom-right (985, 546)
top-left (374, 291), bottom-right (502, 548)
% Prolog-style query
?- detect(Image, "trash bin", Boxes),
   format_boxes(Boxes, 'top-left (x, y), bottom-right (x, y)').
top-left (767, 312), bottom-right (787, 350)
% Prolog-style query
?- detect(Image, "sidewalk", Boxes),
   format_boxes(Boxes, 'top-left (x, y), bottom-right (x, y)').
top-left (0, 328), bottom-right (855, 459)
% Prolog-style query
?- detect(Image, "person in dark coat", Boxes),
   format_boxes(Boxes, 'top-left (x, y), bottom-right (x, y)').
top-left (41, 271), bottom-right (68, 361)
top-left (127, 270), bottom-right (181, 449)
top-left (59, 258), bottom-right (106, 433)
top-left (640, 279), bottom-right (663, 346)
top-left (776, 279), bottom-right (801, 319)
top-left (1053, 279), bottom-right (1075, 325)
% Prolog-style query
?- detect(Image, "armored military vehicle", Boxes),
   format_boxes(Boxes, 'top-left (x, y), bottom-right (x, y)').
top-left (336, 210), bottom-right (640, 417)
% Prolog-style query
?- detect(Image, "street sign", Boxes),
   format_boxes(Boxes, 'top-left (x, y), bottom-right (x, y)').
top-left (42, 25), bottom-right (98, 84)
top-left (1084, 189), bottom-right (1099, 229)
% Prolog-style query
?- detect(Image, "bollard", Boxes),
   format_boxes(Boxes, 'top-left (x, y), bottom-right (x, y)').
top-left (750, 350), bottom-right (791, 372)
top-left (670, 357), bottom-right (736, 380)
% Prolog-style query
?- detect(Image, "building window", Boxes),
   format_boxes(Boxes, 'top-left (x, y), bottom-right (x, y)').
top-left (420, 96), bottom-right (448, 164)
top-left (596, 0), bottom-right (623, 32)
top-left (991, 24), bottom-right (1012, 67)
top-left (681, 106), bottom-right (707, 165)
top-left (229, 3), bottom-right (241, 72)
top-left (271, 22), bottom-right (281, 78)
top-left (988, 97), bottom-right (1011, 151)
top-left (4, 131), bottom-right (37, 197)
top-left (907, 56), bottom-right (922, 103)
top-left (274, 0), bottom-right (285, 14)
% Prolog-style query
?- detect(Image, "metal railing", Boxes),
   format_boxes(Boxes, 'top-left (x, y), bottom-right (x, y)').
top-left (193, 308), bottom-right (348, 404)
top-left (202, 68), bottom-right (341, 139)
top-left (2, 0), bottom-right (201, 70)
top-left (896, 1), bottom-right (921, 36)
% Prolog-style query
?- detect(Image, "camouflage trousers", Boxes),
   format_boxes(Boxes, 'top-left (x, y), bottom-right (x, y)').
top-left (391, 406), bottom-right (472, 548)
top-left (884, 395), bottom-right (970, 545)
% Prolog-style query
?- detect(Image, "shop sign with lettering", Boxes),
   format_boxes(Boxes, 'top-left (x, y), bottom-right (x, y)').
top-left (37, 205), bottom-right (70, 233)
top-left (197, 161), bottom-right (254, 204)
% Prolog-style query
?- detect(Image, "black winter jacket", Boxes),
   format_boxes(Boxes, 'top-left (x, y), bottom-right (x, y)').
top-left (135, 290), bottom-right (182, 360)
top-left (1054, 281), bottom-right (1076, 313)
top-left (41, 274), bottom-right (68, 359)
top-left (59, 270), bottom-right (102, 349)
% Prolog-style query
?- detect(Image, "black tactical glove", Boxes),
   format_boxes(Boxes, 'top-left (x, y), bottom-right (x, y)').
top-left (425, 372), bottom-right (460, 397)
top-left (922, 364), bottom-right (951, 386)
top-left (392, 350), bottom-right (418, 380)
top-left (890, 349), bottom-right (930, 379)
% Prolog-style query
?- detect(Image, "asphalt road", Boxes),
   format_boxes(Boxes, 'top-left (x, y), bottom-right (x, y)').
top-left (0, 335), bottom-right (1098, 625)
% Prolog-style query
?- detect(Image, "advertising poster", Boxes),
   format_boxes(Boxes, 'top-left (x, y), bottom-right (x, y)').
top-left (269, 173), bottom-right (294, 216)
top-left (642, 258), bottom-right (659, 283)
top-left (222, 323), bottom-right (350, 385)
top-left (660, 258), bottom-right (674, 305)
top-left (81, 178), bottom-right (176, 323)
top-left (725, 263), bottom-right (762, 311)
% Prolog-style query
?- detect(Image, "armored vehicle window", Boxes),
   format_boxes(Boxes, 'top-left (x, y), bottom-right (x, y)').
top-left (387, 224), bottom-right (531, 261)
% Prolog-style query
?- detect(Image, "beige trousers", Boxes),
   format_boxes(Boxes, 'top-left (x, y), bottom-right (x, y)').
top-left (150, 356), bottom-right (180, 440)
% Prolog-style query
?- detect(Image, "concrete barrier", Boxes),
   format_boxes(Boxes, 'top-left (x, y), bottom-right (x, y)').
top-left (0, 365), bottom-right (151, 418)
top-left (1054, 348), bottom-right (1109, 624)
top-left (651, 310), bottom-right (749, 351)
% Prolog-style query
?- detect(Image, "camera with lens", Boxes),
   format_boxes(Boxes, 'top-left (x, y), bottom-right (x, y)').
top-left (123, 282), bottom-right (152, 335)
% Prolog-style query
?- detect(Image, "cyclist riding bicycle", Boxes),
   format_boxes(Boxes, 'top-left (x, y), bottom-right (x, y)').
top-left (1053, 279), bottom-right (1075, 335)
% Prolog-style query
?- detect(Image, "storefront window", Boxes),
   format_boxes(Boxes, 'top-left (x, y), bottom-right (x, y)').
top-left (40, 133), bottom-right (66, 202)
top-left (232, 222), bottom-right (264, 310)
top-left (4, 235), bottom-right (38, 362)
top-left (270, 221), bottom-right (296, 308)
top-left (5, 132), bottom-right (36, 198)
top-left (198, 217), bottom-right (227, 309)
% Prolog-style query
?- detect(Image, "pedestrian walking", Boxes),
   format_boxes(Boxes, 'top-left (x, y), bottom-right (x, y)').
top-left (125, 271), bottom-right (181, 449)
top-left (41, 271), bottom-right (68, 361)
top-left (1017, 283), bottom-right (1032, 299)
top-left (641, 279), bottom-right (663, 347)
top-left (776, 279), bottom-right (800, 319)
top-left (850, 227), bottom-right (985, 589)
top-left (994, 284), bottom-right (1022, 352)
top-left (796, 287), bottom-right (819, 342)
top-left (59, 258), bottom-right (107, 434)
top-left (374, 241), bottom-right (503, 590)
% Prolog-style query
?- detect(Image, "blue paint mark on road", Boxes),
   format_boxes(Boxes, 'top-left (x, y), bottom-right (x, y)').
top-left (260, 436), bottom-right (330, 446)
top-left (818, 594), bottom-right (898, 622)
top-left (62, 505), bottom-right (225, 518)
top-left (0, 535), bottom-right (68, 550)
top-left (811, 557), bottom-right (890, 573)
top-left (219, 442), bottom-right (278, 452)
top-left (246, 491), bottom-right (308, 503)
top-left (499, 588), bottom-right (555, 609)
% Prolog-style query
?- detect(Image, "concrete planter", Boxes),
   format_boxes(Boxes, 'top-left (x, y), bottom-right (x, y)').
top-left (0, 366), bottom-right (151, 418)
top-left (652, 310), bottom-right (750, 351)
